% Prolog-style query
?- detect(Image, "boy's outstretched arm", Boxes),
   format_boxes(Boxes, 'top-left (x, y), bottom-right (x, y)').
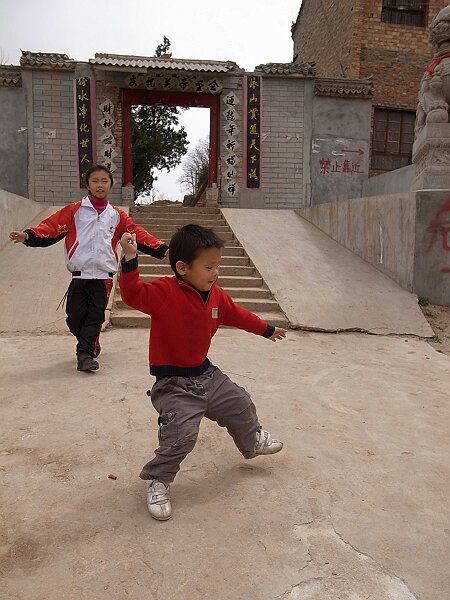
top-left (120, 231), bottom-right (138, 260)
top-left (268, 327), bottom-right (287, 342)
top-left (220, 290), bottom-right (287, 342)
top-left (9, 231), bottom-right (28, 243)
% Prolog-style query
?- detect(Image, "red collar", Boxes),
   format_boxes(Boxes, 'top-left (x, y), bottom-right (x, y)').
top-left (426, 52), bottom-right (450, 75)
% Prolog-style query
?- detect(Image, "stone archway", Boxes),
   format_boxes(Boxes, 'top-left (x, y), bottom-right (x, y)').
top-left (122, 89), bottom-right (220, 196)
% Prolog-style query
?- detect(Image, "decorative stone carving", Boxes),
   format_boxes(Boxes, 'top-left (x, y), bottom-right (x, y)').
top-left (411, 122), bottom-right (450, 189)
top-left (415, 5), bottom-right (450, 136)
top-left (413, 141), bottom-right (450, 173)
top-left (412, 5), bottom-right (450, 190)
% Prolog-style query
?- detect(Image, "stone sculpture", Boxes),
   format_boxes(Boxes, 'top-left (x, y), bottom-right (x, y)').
top-left (415, 4), bottom-right (450, 137)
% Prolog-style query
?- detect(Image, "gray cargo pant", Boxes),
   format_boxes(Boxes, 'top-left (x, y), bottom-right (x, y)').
top-left (140, 364), bottom-right (260, 484)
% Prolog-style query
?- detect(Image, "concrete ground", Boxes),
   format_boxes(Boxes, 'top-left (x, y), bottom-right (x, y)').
top-left (1, 328), bottom-right (449, 600)
top-left (1, 209), bottom-right (449, 599)
top-left (0, 207), bottom-right (72, 334)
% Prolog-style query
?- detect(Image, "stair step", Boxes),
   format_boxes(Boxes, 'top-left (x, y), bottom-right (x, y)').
top-left (147, 221), bottom-right (231, 233)
top-left (138, 264), bottom-right (256, 276)
top-left (138, 254), bottom-right (250, 267)
top-left (145, 229), bottom-right (235, 241)
top-left (137, 225), bottom-right (242, 247)
top-left (251, 311), bottom-right (289, 328)
top-left (136, 217), bottom-right (226, 226)
top-left (222, 286), bottom-right (271, 298)
top-left (116, 285), bottom-right (271, 300)
top-left (110, 308), bottom-right (288, 329)
top-left (131, 206), bottom-right (220, 215)
top-left (221, 245), bottom-right (245, 255)
top-left (115, 297), bottom-right (278, 312)
top-left (237, 298), bottom-right (280, 311)
top-left (138, 274), bottom-right (263, 287)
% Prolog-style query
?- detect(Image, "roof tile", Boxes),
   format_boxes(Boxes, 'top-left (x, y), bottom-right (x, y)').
top-left (90, 53), bottom-right (240, 73)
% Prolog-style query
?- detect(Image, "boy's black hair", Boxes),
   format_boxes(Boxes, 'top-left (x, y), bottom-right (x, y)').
top-left (169, 224), bottom-right (224, 274)
top-left (85, 164), bottom-right (114, 186)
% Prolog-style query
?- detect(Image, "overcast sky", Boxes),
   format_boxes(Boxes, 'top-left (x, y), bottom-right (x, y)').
top-left (0, 0), bottom-right (301, 200)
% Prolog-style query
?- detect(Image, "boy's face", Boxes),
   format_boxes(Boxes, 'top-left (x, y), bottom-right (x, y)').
top-left (87, 170), bottom-right (112, 199)
top-left (177, 247), bottom-right (222, 292)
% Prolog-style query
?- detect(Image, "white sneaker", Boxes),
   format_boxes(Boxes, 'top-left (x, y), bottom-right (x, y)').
top-left (147, 480), bottom-right (172, 521)
top-left (254, 428), bottom-right (283, 456)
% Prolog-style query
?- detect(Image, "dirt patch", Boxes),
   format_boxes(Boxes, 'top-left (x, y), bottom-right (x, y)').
top-left (420, 303), bottom-right (450, 357)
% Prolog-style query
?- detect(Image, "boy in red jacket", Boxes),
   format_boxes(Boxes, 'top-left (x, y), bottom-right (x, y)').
top-left (120, 224), bottom-right (286, 521)
top-left (9, 164), bottom-right (168, 372)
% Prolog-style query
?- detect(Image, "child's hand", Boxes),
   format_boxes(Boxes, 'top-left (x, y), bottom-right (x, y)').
top-left (269, 327), bottom-right (287, 342)
top-left (10, 231), bottom-right (27, 244)
top-left (120, 232), bottom-right (137, 259)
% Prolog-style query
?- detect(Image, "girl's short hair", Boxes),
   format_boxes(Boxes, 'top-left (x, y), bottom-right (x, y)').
top-left (169, 224), bottom-right (224, 273)
top-left (85, 164), bottom-right (114, 186)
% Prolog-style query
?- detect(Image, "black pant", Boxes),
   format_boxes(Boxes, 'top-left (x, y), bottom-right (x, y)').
top-left (66, 278), bottom-right (113, 357)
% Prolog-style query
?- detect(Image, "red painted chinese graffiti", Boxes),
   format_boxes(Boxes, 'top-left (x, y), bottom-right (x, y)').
top-left (426, 198), bottom-right (450, 274)
top-left (319, 157), bottom-right (361, 175)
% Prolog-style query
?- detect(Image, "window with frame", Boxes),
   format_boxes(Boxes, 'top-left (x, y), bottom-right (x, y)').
top-left (371, 109), bottom-right (415, 172)
top-left (381, 0), bottom-right (427, 27)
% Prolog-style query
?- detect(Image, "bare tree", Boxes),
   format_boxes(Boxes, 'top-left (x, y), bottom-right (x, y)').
top-left (0, 48), bottom-right (10, 65)
top-left (178, 137), bottom-right (209, 196)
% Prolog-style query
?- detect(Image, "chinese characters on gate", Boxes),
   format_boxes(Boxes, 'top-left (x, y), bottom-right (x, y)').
top-left (246, 75), bottom-right (260, 189)
top-left (222, 92), bottom-right (240, 198)
top-left (75, 78), bottom-right (93, 186)
top-left (125, 72), bottom-right (222, 94)
top-left (98, 97), bottom-right (117, 173)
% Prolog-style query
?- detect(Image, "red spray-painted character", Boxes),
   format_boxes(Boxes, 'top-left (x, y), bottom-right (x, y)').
top-left (426, 198), bottom-right (450, 273)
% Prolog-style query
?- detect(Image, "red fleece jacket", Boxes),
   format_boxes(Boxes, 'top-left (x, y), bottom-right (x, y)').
top-left (120, 259), bottom-right (270, 376)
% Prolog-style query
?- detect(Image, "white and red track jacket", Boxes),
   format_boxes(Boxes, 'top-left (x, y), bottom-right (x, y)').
top-left (24, 197), bottom-right (168, 279)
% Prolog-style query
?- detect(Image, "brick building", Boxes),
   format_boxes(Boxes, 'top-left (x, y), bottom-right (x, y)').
top-left (292, 0), bottom-right (449, 174)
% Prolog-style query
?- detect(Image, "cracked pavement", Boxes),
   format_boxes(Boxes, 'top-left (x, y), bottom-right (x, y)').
top-left (1, 328), bottom-right (449, 600)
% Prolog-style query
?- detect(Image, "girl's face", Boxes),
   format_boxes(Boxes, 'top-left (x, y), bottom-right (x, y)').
top-left (87, 170), bottom-right (112, 199)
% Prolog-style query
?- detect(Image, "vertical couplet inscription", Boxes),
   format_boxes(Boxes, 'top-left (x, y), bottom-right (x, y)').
top-left (75, 77), bottom-right (93, 186)
top-left (246, 75), bottom-right (261, 189)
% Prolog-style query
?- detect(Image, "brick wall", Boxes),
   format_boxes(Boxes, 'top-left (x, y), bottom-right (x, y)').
top-left (293, 0), bottom-right (449, 110)
top-left (293, 0), bottom-right (357, 78)
top-left (357, 0), bottom-right (448, 109)
top-left (31, 70), bottom-right (79, 203)
top-left (261, 77), bottom-right (305, 208)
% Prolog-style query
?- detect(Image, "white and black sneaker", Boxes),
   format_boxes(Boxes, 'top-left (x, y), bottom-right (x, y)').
top-left (147, 480), bottom-right (172, 521)
top-left (254, 428), bottom-right (283, 456)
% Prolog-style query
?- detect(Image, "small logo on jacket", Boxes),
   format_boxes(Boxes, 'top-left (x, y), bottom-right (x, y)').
top-left (211, 307), bottom-right (218, 319)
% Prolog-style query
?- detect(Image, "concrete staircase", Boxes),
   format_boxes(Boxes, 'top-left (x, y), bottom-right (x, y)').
top-left (111, 204), bottom-right (288, 328)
